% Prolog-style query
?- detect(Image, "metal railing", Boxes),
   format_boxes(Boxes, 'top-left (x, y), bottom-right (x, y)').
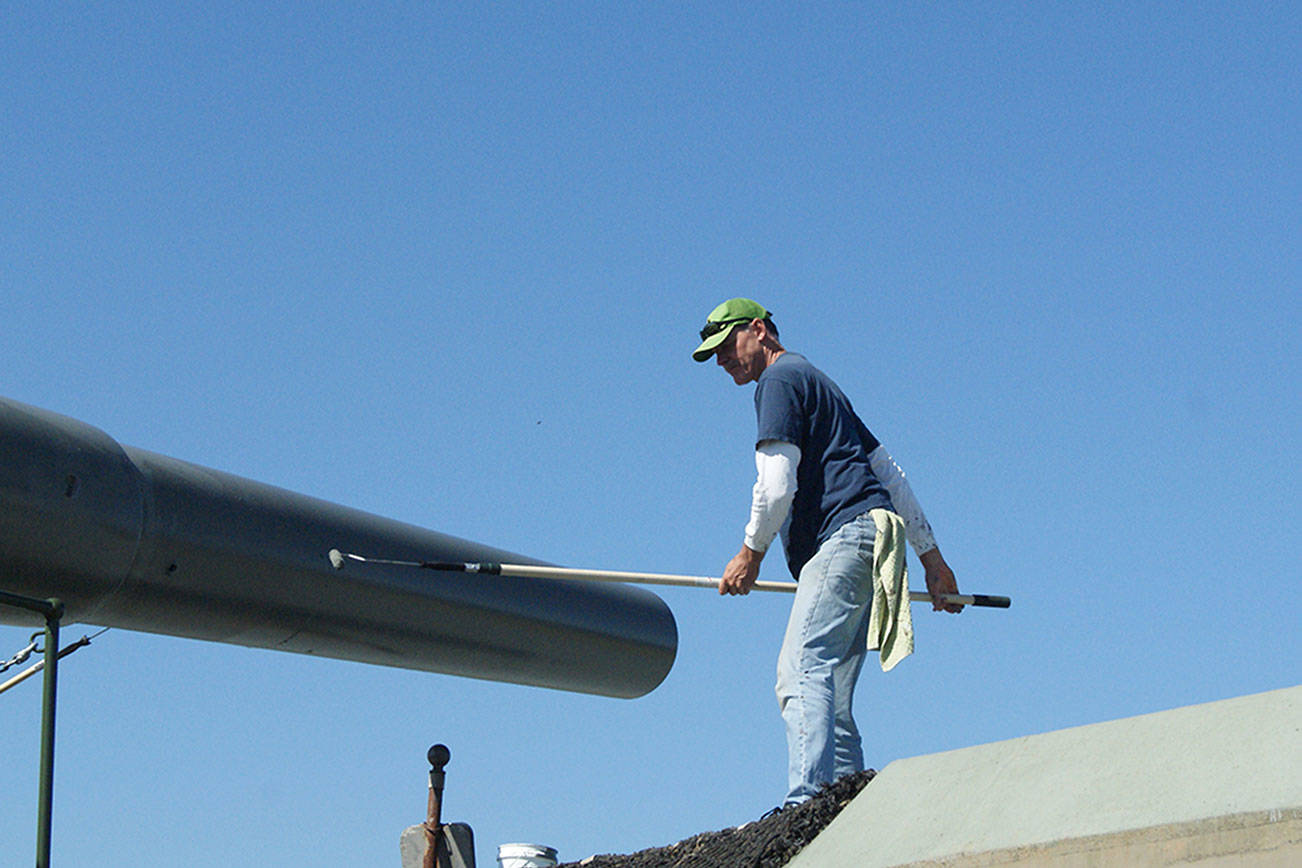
top-left (0, 590), bottom-right (64, 868)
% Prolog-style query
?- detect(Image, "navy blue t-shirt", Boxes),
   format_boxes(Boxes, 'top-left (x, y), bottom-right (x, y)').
top-left (754, 353), bottom-right (893, 578)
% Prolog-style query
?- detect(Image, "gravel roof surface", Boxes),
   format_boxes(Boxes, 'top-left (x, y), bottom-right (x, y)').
top-left (559, 770), bottom-right (876, 868)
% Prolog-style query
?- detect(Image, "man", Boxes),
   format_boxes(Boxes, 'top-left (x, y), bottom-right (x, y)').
top-left (692, 297), bottom-right (962, 807)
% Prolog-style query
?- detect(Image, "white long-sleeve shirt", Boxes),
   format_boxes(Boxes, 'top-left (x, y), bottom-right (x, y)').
top-left (743, 439), bottom-right (938, 557)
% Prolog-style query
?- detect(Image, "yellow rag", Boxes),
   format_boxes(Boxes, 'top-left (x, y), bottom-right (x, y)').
top-left (866, 508), bottom-right (913, 671)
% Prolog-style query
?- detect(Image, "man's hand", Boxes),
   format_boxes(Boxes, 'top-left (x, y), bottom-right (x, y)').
top-left (720, 544), bottom-right (764, 595)
top-left (920, 548), bottom-right (963, 613)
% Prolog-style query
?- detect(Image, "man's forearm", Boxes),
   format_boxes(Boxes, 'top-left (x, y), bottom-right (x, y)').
top-left (919, 547), bottom-right (946, 570)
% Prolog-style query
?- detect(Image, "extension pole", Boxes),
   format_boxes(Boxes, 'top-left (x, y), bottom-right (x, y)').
top-left (329, 551), bottom-right (1011, 608)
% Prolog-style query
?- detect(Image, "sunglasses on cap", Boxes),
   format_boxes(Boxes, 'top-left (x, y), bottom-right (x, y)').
top-left (698, 317), bottom-right (754, 341)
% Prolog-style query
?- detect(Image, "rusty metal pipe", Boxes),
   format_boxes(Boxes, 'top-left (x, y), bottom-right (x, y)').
top-left (423, 744), bottom-right (451, 868)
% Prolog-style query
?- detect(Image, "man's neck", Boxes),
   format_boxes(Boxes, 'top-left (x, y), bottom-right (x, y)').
top-left (759, 345), bottom-right (786, 373)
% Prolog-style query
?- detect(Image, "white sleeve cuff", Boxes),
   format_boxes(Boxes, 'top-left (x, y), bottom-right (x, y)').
top-left (743, 440), bottom-right (800, 553)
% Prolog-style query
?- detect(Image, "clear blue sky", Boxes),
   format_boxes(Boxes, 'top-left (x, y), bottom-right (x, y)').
top-left (3, 3), bottom-right (1298, 866)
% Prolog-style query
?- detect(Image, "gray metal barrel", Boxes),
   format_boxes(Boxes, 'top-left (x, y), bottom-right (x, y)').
top-left (0, 396), bottom-right (676, 698)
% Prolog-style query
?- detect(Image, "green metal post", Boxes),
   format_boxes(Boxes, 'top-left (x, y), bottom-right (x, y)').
top-left (36, 598), bottom-right (63, 868)
top-left (0, 589), bottom-right (64, 868)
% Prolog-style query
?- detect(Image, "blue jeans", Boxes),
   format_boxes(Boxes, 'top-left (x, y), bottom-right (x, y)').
top-left (776, 511), bottom-right (876, 805)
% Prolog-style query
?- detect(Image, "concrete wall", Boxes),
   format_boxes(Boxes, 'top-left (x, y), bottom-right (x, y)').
top-left (788, 685), bottom-right (1302, 867)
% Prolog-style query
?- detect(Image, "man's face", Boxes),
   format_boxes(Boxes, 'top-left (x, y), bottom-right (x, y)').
top-left (714, 321), bottom-right (764, 385)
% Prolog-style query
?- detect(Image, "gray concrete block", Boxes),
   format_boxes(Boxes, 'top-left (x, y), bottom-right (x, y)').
top-left (788, 685), bottom-right (1302, 867)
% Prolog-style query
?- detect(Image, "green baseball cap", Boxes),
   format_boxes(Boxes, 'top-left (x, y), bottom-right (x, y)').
top-left (692, 298), bottom-right (772, 362)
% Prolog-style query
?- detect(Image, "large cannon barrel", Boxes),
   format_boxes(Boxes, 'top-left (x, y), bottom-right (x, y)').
top-left (0, 396), bottom-right (676, 698)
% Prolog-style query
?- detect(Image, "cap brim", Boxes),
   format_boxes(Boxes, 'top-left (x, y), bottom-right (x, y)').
top-left (692, 321), bottom-right (743, 362)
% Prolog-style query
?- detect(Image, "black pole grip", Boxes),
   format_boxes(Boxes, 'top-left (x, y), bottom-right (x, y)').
top-left (970, 594), bottom-right (1011, 608)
